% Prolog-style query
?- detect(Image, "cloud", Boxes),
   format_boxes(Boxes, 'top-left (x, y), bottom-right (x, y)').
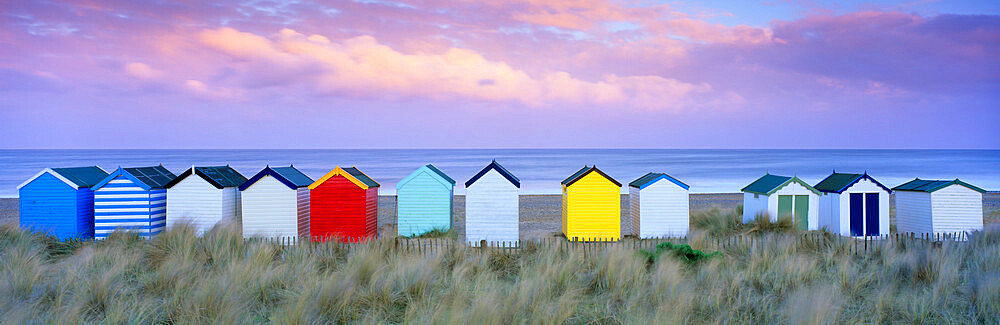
top-left (183, 79), bottom-right (243, 100)
top-left (124, 62), bottom-right (165, 79)
top-left (195, 27), bottom-right (708, 110)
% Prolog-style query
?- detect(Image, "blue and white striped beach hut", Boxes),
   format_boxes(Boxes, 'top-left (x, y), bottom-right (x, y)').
top-left (396, 164), bottom-right (456, 236)
top-left (91, 166), bottom-right (176, 239)
top-left (17, 166), bottom-right (109, 240)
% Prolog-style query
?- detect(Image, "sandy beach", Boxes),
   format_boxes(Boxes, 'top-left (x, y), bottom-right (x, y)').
top-left (4, 193), bottom-right (998, 239)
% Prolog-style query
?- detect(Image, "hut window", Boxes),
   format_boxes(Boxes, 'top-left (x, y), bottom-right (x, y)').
top-left (754, 194), bottom-right (759, 199)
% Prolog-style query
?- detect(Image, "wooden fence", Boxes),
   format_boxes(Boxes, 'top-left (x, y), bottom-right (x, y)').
top-left (231, 231), bottom-right (975, 257)
top-left (58, 231), bottom-right (976, 258)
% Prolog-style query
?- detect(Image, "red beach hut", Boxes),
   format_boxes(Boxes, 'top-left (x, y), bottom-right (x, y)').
top-left (308, 166), bottom-right (380, 241)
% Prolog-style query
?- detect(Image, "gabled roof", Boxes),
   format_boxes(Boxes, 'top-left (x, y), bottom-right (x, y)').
top-left (813, 172), bottom-right (891, 194)
top-left (628, 172), bottom-right (689, 190)
top-left (397, 164), bottom-right (456, 190)
top-left (165, 166), bottom-right (247, 189)
top-left (93, 166), bottom-right (176, 190)
top-left (465, 160), bottom-right (520, 188)
top-left (17, 166), bottom-right (109, 190)
top-left (310, 166), bottom-right (380, 190)
top-left (892, 178), bottom-right (986, 193)
top-left (240, 166), bottom-right (314, 191)
top-left (741, 174), bottom-right (820, 195)
top-left (561, 166), bottom-right (621, 187)
top-left (424, 164), bottom-right (455, 185)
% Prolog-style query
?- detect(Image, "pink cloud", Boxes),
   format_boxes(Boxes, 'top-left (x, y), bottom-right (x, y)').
top-left (194, 27), bottom-right (708, 110)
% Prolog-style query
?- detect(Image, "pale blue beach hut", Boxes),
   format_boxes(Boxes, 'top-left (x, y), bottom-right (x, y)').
top-left (17, 166), bottom-right (109, 240)
top-left (396, 164), bottom-right (455, 236)
top-left (91, 166), bottom-right (176, 239)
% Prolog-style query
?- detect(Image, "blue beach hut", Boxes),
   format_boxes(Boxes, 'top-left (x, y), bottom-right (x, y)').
top-left (91, 166), bottom-right (176, 239)
top-left (396, 164), bottom-right (456, 236)
top-left (17, 166), bottom-right (109, 240)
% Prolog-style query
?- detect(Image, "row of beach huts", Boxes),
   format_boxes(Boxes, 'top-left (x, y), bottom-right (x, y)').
top-left (17, 162), bottom-right (987, 244)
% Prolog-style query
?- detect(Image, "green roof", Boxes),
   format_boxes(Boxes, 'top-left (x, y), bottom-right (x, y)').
top-left (814, 172), bottom-right (892, 194)
top-left (892, 178), bottom-right (986, 193)
top-left (344, 167), bottom-right (380, 188)
top-left (424, 164), bottom-right (455, 185)
top-left (741, 174), bottom-right (820, 195)
top-left (813, 173), bottom-right (861, 193)
top-left (51, 166), bottom-right (109, 188)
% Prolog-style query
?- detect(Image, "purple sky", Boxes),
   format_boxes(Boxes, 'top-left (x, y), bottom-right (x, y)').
top-left (1, 0), bottom-right (998, 149)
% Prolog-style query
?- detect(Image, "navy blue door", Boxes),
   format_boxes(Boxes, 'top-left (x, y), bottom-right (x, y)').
top-left (865, 193), bottom-right (880, 236)
top-left (849, 193), bottom-right (863, 236)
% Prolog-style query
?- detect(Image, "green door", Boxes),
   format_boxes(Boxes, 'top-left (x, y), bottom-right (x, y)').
top-left (794, 195), bottom-right (809, 231)
top-left (777, 195), bottom-right (793, 221)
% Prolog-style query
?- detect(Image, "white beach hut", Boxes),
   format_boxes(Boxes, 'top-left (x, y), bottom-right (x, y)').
top-left (464, 160), bottom-right (520, 246)
top-left (741, 173), bottom-right (821, 231)
top-left (893, 178), bottom-right (985, 236)
top-left (164, 166), bottom-right (247, 234)
top-left (239, 166), bottom-right (313, 239)
top-left (628, 173), bottom-right (690, 238)
top-left (814, 172), bottom-right (891, 237)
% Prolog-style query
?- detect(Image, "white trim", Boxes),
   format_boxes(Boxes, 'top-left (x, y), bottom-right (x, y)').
top-left (17, 168), bottom-right (79, 190)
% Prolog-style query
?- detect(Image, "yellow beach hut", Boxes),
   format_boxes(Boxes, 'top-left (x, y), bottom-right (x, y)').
top-left (561, 166), bottom-right (622, 241)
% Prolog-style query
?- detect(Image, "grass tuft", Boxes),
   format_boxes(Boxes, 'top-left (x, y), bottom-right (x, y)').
top-left (0, 224), bottom-right (997, 323)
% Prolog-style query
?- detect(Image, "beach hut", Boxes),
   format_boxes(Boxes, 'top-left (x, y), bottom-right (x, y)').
top-left (164, 166), bottom-right (247, 234)
top-left (628, 172), bottom-right (690, 238)
top-left (17, 166), bottom-right (109, 240)
top-left (561, 166), bottom-right (621, 241)
top-left (893, 178), bottom-right (985, 236)
top-left (465, 160), bottom-right (520, 246)
top-left (396, 164), bottom-right (455, 236)
top-left (814, 172), bottom-right (891, 237)
top-left (741, 173), bottom-right (820, 231)
top-left (239, 166), bottom-right (314, 239)
top-left (92, 166), bottom-right (176, 239)
top-left (309, 166), bottom-right (380, 241)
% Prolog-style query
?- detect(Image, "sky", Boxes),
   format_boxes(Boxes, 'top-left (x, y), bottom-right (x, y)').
top-left (0, 0), bottom-right (998, 149)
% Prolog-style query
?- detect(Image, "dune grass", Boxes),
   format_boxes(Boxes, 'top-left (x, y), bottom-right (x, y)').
top-left (1, 210), bottom-right (998, 323)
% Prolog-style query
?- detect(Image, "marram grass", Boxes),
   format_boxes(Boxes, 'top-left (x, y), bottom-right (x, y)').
top-left (1, 213), bottom-right (999, 324)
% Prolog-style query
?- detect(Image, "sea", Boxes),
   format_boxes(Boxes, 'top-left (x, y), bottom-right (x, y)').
top-left (0, 149), bottom-right (997, 197)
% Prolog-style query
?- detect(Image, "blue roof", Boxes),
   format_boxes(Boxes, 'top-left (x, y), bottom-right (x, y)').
top-left (628, 172), bottom-right (689, 190)
top-left (465, 160), bottom-right (520, 188)
top-left (240, 165), bottom-right (314, 191)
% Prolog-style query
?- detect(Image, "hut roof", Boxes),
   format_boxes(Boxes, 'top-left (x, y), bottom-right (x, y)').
top-left (561, 166), bottom-right (621, 187)
top-left (17, 166), bottom-right (109, 190)
top-left (813, 172), bottom-right (891, 194)
top-left (166, 166), bottom-right (247, 189)
top-left (628, 172), bottom-right (689, 190)
top-left (741, 174), bottom-right (820, 195)
top-left (239, 166), bottom-right (314, 191)
top-left (892, 178), bottom-right (986, 193)
top-left (465, 160), bottom-right (520, 188)
top-left (424, 164), bottom-right (455, 185)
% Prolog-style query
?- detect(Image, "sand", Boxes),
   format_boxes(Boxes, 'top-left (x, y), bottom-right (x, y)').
top-left (3, 192), bottom-right (997, 239)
